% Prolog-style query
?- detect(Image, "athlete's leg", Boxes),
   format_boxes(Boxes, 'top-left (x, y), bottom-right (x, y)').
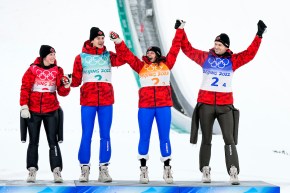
top-left (155, 107), bottom-right (172, 161)
top-left (217, 105), bottom-right (239, 174)
top-left (198, 104), bottom-right (216, 171)
top-left (138, 108), bottom-right (155, 159)
top-left (43, 110), bottom-right (63, 171)
top-left (78, 106), bottom-right (97, 165)
top-left (97, 105), bottom-right (113, 165)
top-left (27, 113), bottom-right (42, 170)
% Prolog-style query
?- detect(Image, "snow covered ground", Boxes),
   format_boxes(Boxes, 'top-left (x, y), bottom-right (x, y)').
top-left (0, 0), bottom-right (289, 192)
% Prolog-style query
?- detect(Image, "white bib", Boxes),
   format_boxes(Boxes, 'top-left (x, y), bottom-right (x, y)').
top-left (200, 56), bottom-right (233, 92)
top-left (31, 65), bottom-right (57, 92)
top-left (81, 52), bottom-right (112, 83)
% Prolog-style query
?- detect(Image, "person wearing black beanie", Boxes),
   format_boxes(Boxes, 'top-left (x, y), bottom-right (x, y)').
top-left (69, 27), bottom-right (126, 183)
top-left (89, 27), bottom-right (105, 41)
top-left (177, 19), bottom-right (267, 185)
top-left (109, 20), bottom-right (185, 184)
top-left (39, 45), bottom-right (56, 59)
top-left (214, 33), bottom-right (230, 48)
top-left (19, 45), bottom-right (71, 183)
top-left (146, 46), bottom-right (162, 58)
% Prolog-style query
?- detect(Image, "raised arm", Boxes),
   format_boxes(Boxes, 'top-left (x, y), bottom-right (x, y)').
top-left (165, 21), bottom-right (185, 69)
top-left (110, 31), bottom-right (144, 73)
top-left (231, 20), bottom-right (267, 70)
top-left (180, 25), bottom-right (208, 66)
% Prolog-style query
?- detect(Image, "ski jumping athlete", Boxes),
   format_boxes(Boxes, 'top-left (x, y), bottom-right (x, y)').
top-left (109, 21), bottom-right (185, 184)
top-left (176, 19), bottom-right (267, 185)
top-left (20, 45), bottom-right (71, 183)
top-left (69, 27), bottom-right (125, 183)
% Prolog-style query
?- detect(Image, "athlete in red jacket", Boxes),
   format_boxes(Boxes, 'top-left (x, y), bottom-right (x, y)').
top-left (176, 19), bottom-right (267, 185)
top-left (70, 27), bottom-right (125, 183)
top-left (109, 24), bottom-right (184, 184)
top-left (20, 45), bottom-right (70, 183)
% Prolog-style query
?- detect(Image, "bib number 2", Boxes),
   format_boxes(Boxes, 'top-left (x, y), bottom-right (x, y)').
top-left (211, 77), bottom-right (226, 87)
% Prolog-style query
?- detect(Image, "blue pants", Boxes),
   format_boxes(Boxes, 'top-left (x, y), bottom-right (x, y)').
top-left (78, 105), bottom-right (112, 165)
top-left (138, 107), bottom-right (172, 159)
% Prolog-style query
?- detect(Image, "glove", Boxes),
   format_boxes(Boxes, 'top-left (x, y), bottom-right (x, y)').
top-left (174, 19), bottom-right (186, 29)
top-left (61, 74), bottom-right (72, 88)
top-left (109, 31), bottom-right (122, 44)
top-left (20, 105), bottom-right (31, 119)
top-left (256, 20), bottom-right (267, 38)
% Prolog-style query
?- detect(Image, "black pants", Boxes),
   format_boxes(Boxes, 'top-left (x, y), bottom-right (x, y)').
top-left (26, 110), bottom-right (62, 172)
top-left (198, 103), bottom-right (239, 174)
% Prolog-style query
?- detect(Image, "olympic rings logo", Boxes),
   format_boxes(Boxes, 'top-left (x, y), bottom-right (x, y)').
top-left (208, 57), bottom-right (229, 69)
top-left (84, 55), bottom-right (107, 66)
top-left (144, 64), bottom-right (164, 72)
top-left (35, 69), bottom-right (57, 81)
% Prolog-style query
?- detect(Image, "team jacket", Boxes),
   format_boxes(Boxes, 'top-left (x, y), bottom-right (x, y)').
top-left (181, 31), bottom-right (262, 105)
top-left (115, 29), bottom-right (184, 108)
top-left (71, 40), bottom-right (125, 106)
top-left (20, 57), bottom-right (70, 113)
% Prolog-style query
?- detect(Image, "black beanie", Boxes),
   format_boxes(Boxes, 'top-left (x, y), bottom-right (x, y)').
top-left (39, 45), bottom-right (55, 58)
top-left (89, 27), bottom-right (105, 41)
top-left (215, 33), bottom-right (230, 48)
top-left (146, 46), bottom-right (162, 58)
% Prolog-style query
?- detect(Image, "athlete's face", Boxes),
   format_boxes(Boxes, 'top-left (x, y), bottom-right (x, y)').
top-left (146, 51), bottom-right (157, 62)
top-left (91, 36), bottom-right (105, 48)
top-left (43, 52), bottom-right (56, 66)
top-left (214, 41), bottom-right (228, 55)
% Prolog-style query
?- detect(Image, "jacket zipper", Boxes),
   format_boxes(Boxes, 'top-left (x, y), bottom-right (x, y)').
top-left (97, 82), bottom-right (100, 106)
top-left (154, 87), bottom-right (156, 107)
top-left (40, 93), bottom-right (43, 113)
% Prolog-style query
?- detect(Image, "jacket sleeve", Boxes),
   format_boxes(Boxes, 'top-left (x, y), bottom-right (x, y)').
top-left (56, 67), bottom-right (70, 96)
top-left (231, 35), bottom-right (262, 71)
top-left (109, 51), bottom-right (126, 67)
top-left (71, 55), bottom-right (83, 87)
top-left (20, 67), bottom-right (35, 106)
top-left (181, 30), bottom-right (208, 66)
top-left (165, 29), bottom-right (184, 69)
top-left (115, 41), bottom-right (144, 73)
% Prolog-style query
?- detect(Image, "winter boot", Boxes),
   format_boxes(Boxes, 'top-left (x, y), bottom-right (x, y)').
top-left (139, 166), bottom-right (149, 184)
top-left (53, 167), bottom-right (63, 183)
top-left (79, 165), bottom-right (90, 182)
top-left (163, 166), bottom-right (173, 184)
top-left (98, 165), bottom-right (112, 183)
top-left (27, 167), bottom-right (37, 183)
top-left (201, 166), bottom-right (211, 183)
top-left (229, 165), bottom-right (240, 185)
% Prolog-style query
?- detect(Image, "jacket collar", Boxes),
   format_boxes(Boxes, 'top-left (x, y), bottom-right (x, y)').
top-left (82, 40), bottom-right (107, 55)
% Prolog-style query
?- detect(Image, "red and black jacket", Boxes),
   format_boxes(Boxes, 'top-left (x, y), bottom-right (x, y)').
top-left (115, 29), bottom-right (184, 108)
top-left (20, 57), bottom-right (70, 113)
top-left (71, 40), bottom-right (125, 106)
top-left (181, 31), bottom-right (262, 105)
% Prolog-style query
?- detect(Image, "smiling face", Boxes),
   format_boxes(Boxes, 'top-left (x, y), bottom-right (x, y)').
top-left (43, 52), bottom-right (56, 66)
top-left (146, 51), bottom-right (157, 62)
top-left (214, 41), bottom-right (228, 55)
top-left (91, 36), bottom-right (105, 48)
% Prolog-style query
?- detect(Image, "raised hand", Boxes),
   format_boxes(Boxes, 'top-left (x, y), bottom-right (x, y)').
top-left (174, 19), bottom-right (186, 29)
top-left (109, 31), bottom-right (122, 44)
top-left (257, 20), bottom-right (267, 38)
